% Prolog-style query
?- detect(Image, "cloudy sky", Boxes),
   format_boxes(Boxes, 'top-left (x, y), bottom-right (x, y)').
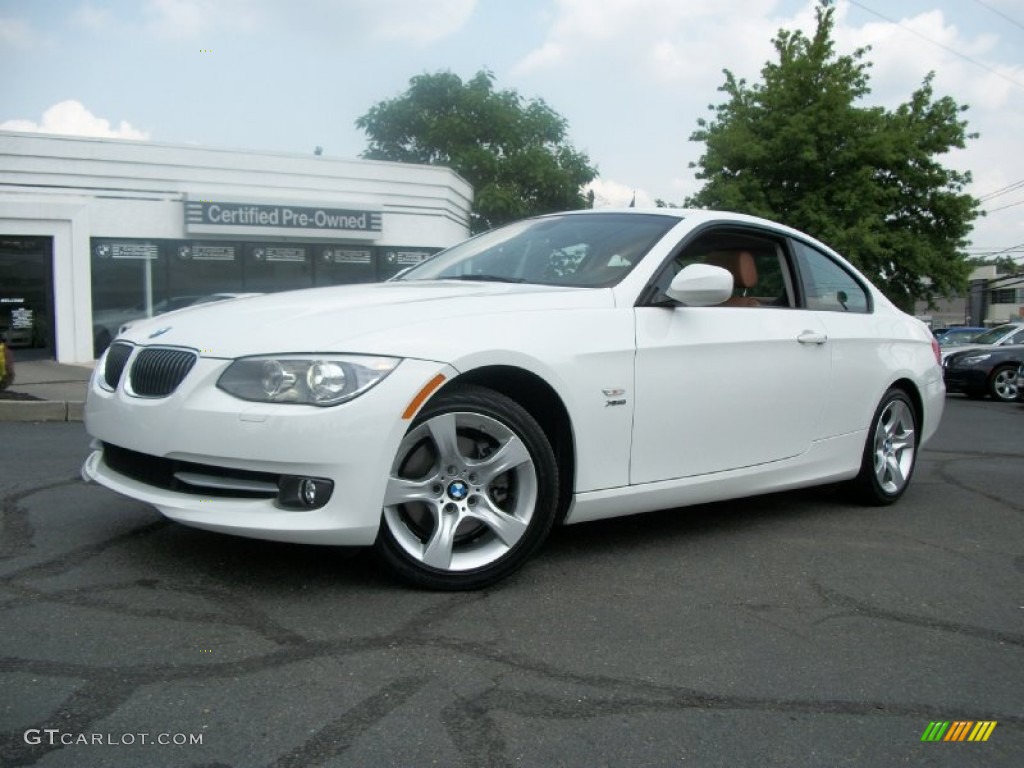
top-left (2, 0), bottom-right (1022, 259)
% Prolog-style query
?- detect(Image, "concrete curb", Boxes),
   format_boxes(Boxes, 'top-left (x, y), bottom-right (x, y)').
top-left (0, 400), bottom-right (85, 422)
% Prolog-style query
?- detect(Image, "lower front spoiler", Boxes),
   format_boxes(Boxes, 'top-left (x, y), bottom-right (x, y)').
top-left (942, 370), bottom-right (985, 396)
top-left (82, 450), bottom-right (381, 546)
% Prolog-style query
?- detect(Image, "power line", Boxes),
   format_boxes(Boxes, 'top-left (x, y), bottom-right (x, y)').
top-left (970, 0), bottom-right (1024, 33)
top-left (984, 198), bottom-right (1024, 214)
top-left (846, 0), bottom-right (1024, 91)
top-left (978, 179), bottom-right (1024, 202)
top-left (992, 241), bottom-right (1024, 256)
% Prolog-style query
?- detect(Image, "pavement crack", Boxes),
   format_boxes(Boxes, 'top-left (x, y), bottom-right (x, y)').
top-left (0, 674), bottom-right (137, 767)
top-left (0, 519), bottom-right (169, 584)
top-left (267, 675), bottom-right (428, 768)
top-left (812, 582), bottom-right (1024, 647)
top-left (934, 458), bottom-right (1024, 512)
top-left (0, 476), bottom-right (81, 558)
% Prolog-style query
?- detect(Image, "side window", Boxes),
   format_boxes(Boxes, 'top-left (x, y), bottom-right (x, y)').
top-left (791, 241), bottom-right (870, 313)
top-left (1003, 328), bottom-right (1024, 345)
top-left (651, 230), bottom-right (797, 308)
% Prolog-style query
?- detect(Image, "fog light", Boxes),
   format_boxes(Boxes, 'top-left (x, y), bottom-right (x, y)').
top-left (278, 476), bottom-right (334, 510)
top-left (301, 479), bottom-right (319, 506)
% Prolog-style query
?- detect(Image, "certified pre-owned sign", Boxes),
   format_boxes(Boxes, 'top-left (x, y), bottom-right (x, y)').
top-left (184, 198), bottom-right (382, 240)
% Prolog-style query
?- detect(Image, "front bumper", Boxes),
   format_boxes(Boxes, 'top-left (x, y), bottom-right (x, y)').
top-left (82, 353), bottom-right (454, 546)
top-left (942, 368), bottom-right (986, 396)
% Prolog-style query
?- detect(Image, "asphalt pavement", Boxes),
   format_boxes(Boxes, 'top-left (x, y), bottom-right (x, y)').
top-left (1, 396), bottom-right (1022, 767)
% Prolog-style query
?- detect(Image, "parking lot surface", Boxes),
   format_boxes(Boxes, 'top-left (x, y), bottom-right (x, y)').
top-left (1, 397), bottom-right (1022, 767)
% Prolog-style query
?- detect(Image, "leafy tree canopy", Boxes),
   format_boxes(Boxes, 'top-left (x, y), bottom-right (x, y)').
top-left (686, 4), bottom-right (980, 310)
top-left (357, 70), bottom-right (597, 233)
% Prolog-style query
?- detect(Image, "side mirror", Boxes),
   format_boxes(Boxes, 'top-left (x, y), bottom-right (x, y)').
top-left (665, 263), bottom-right (733, 306)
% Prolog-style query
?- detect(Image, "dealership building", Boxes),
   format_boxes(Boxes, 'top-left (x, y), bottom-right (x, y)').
top-left (0, 132), bottom-right (472, 364)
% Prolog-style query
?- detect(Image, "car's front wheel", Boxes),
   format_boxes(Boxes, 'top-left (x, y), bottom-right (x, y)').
top-left (989, 365), bottom-right (1019, 402)
top-left (375, 384), bottom-right (559, 590)
top-left (852, 388), bottom-right (919, 505)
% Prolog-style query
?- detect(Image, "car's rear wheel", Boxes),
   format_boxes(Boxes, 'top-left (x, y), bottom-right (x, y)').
top-left (852, 388), bottom-right (918, 505)
top-left (375, 384), bottom-right (558, 590)
top-left (988, 365), bottom-right (1018, 402)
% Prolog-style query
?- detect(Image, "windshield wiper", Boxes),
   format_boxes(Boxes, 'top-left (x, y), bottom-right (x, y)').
top-left (439, 274), bottom-right (528, 284)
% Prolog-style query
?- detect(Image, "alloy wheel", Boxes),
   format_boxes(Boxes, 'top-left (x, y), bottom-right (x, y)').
top-left (871, 397), bottom-right (916, 496)
top-left (383, 411), bottom-right (539, 573)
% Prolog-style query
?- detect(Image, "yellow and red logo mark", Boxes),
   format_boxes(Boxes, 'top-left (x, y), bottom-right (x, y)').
top-left (921, 721), bottom-right (997, 742)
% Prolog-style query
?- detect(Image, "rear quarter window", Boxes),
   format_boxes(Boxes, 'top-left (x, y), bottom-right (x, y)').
top-left (791, 240), bottom-right (870, 313)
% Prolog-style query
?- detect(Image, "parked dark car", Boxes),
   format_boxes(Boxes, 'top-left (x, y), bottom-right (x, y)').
top-left (943, 344), bottom-right (1024, 402)
top-left (1017, 362), bottom-right (1024, 403)
top-left (940, 322), bottom-right (1024, 362)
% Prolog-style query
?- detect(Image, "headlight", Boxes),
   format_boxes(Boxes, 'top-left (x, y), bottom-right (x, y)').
top-left (217, 355), bottom-right (401, 406)
top-left (959, 353), bottom-right (991, 367)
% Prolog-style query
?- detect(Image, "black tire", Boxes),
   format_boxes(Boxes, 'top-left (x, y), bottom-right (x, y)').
top-left (375, 384), bottom-right (559, 590)
top-left (988, 365), bottom-right (1019, 403)
top-left (851, 388), bottom-right (919, 506)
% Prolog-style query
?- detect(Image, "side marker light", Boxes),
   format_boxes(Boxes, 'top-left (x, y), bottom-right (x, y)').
top-left (402, 374), bottom-right (446, 420)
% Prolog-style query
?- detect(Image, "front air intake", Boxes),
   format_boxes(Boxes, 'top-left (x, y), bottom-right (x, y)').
top-left (103, 342), bottom-right (133, 390)
top-left (128, 348), bottom-right (197, 397)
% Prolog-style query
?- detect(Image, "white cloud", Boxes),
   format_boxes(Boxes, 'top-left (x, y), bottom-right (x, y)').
top-left (365, 0), bottom-right (477, 44)
top-left (0, 101), bottom-right (150, 140)
top-left (0, 15), bottom-right (35, 48)
top-left (834, 7), bottom-right (1021, 110)
top-left (513, 0), bottom-right (788, 84)
top-left (586, 178), bottom-right (656, 208)
top-left (515, 41), bottom-right (565, 72)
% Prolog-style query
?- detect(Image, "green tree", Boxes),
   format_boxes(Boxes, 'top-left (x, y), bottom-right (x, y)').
top-left (356, 70), bottom-right (597, 233)
top-left (686, 4), bottom-right (980, 311)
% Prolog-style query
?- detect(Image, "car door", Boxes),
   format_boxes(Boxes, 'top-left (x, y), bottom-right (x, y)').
top-left (787, 238), bottom-right (883, 437)
top-left (630, 229), bottom-right (831, 484)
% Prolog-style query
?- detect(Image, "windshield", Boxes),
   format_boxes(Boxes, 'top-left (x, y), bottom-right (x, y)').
top-left (938, 329), bottom-right (980, 344)
top-left (397, 213), bottom-right (679, 288)
top-left (972, 324), bottom-right (1017, 345)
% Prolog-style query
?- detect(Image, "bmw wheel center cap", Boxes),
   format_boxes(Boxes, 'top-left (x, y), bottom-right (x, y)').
top-left (447, 480), bottom-right (469, 500)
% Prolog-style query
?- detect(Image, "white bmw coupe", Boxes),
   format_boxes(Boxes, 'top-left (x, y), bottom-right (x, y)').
top-left (83, 209), bottom-right (944, 589)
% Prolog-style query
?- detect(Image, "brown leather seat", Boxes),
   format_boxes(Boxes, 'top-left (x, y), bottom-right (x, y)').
top-left (705, 251), bottom-right (760, 307)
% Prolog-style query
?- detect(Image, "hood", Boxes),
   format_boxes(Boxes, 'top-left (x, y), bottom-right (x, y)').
top-left (944, 343), bottom-right (1024, 362)
top-left (117, 281), bottom-right (614, 359)
top-left (940, 342), bottom-right (995, 361)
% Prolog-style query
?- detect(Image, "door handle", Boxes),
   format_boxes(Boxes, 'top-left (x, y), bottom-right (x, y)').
top-left (797, 330), bottom-right (828, 345)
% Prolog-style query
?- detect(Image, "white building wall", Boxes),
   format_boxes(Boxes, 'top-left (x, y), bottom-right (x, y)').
top-left (0, 132), bottom-right (473, 363)
top-left (988, 303), bottom-right (1023, 324)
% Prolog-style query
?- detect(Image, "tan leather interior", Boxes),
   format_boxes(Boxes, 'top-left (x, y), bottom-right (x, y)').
top-left (705, 251), bottom-right (760, 307)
